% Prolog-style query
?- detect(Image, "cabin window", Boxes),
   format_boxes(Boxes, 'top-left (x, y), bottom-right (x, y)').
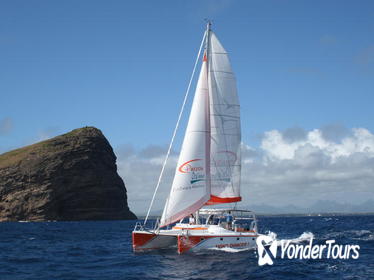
top-left (220, 238), bottom-right (223, 241)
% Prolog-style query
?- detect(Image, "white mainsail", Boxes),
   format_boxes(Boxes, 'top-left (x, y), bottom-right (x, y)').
top-left (206, 31), bottom-right (241, 205)
top-left (159, 27), bottom-right (241, 227)
top-left (160, 54), bottom-right (211, 227)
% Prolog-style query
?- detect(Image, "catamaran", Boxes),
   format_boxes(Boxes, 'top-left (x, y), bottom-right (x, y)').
top-left (132, 22), bottom-right (259, 254)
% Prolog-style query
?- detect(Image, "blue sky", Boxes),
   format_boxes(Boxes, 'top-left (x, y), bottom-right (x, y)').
top-left (1, 1), bottom-right (374, 213)
top-left (1, 0), bottom-right (373, 151)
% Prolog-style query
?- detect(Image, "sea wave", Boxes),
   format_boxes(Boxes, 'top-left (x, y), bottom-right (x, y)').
top-left (208, 247), bottom-right (251, 253)
top-left (264, 231), bottom-right (314, 246)
top-left (323, 229), bottom-right (373, 240)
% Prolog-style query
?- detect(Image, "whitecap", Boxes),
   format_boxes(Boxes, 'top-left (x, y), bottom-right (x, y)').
top-left (208, 247), bottom-right (251, 253)
top-left (264, 231), bottom-right (314, 246)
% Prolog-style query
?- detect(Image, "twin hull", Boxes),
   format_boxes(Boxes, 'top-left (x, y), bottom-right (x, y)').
top-left (132, 226), bottom-right (258, 254)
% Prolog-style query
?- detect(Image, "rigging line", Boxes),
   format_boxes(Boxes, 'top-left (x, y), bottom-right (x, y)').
top-left (143, 31), bottom-right (207, 227)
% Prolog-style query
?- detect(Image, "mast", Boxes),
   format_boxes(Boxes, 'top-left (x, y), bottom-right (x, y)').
top-left (204, 20), bottom-right (212, 202)
top-left (196, 30), bottom-right (211, 227)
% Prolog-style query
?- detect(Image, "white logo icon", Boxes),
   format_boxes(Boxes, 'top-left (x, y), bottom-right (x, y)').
top-left (256, 235), bottom-right (277, 266)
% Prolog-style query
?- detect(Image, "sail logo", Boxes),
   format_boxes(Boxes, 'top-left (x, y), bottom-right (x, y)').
top-left (256, 236), bottom-right (360, 266)
top-left (178, 159), bottom-right (204, 173)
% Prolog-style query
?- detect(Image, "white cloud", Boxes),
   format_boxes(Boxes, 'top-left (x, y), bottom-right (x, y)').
top-left (36, 126), bottom-right (60, 141)
top-left (244, 127), bottom-right (374, 208)
top-left (0, 117), bottom-right (13, 135)
top-left (356, 45), bottom-right (374, 65)
top-left (319, 34), bottom-right (338, 46)
top-left (117, 126), bottom-right (374, 215)
top-left (261, 127), bottom-right (374, 162)
top-left (116, 145), bottom-right (178, 215)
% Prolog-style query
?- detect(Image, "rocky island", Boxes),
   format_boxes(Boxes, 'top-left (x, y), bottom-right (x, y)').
top-left (0, 127), bottom-right (137, 221)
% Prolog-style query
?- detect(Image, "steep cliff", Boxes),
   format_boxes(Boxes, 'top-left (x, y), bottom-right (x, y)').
top-left (0, 127), bottom-right (136, 221)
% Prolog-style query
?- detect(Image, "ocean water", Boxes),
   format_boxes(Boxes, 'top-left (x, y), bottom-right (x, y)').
top-left (0, 215), bottom-right (373, 280)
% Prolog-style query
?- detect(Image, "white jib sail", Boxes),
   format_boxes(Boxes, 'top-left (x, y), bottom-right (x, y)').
top-left (160, 57), bottom-right (211, 227)
top-left (206, 31), bottom-right (241, 205)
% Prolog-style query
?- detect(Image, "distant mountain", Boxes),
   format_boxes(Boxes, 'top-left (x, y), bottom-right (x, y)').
top-left (138, 199), bottom-right (374, 217)
top-left (137, 199), bottom-right (374, 218)
top-left (249, 199), bottom-right (374, 214)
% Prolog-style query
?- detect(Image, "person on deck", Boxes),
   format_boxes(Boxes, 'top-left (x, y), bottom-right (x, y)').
top-left (189, 214), bottom-right (196, 225)
top-left (225, 211), bottom-right (233, 230)
top-left (207, 215), bottom-right (215, 225)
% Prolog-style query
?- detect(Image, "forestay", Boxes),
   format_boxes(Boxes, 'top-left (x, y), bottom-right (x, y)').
top-left (160, 56), bottom-right (211, 227)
